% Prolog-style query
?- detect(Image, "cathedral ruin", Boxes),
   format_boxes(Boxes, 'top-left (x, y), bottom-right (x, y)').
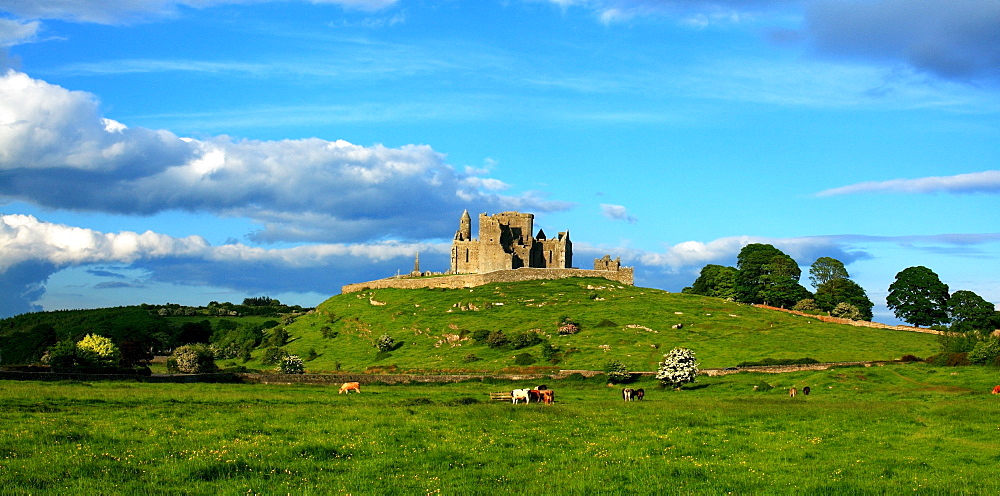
top-left (341, 210), bottom-right (633, 293)
top-left (450, 210), bottom-right (572, 274)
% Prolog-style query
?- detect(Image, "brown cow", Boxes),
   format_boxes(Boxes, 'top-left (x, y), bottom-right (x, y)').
top-left (528, 389), bottom-right (544, 403)
top-left (339, 382), bottom-right (361, 394)
top-left (992, 385), bottom-right (1000, 394)
top-left (541, 390), bottom-right (554, 405)
top-left (634, 388), bottom-right (645, 401)
top-left (789, 387), bottom-right (797, 398)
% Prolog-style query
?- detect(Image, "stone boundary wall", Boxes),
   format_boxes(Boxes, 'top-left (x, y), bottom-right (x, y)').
top-left (700, 361), bottom-right (885, 377)
top-left (752, 304), bottom-right (945, 335)
top-left (341, 267), bottom-right (634, 294)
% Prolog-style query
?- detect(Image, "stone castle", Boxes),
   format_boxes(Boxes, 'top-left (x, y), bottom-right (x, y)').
top-left (341, 210), bottom-right (633, 293)
top-left (450, 210), bottom-right (572, 274)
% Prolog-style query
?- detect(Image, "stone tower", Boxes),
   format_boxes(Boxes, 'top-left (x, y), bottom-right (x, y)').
top-left (450, 210), bottom-right (572, 274)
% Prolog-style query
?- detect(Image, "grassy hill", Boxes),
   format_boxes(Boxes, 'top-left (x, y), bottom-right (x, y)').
top-left (260, 277), bottom-right (939, 372)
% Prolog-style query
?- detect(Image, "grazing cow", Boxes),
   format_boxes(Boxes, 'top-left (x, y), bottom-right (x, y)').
top-left (802, 386), bottom-right (811, 396)
top-left (512, 388), bottom-right (531, 404)
top-left (634, 388), bottom-right (645, 401)
top-left (541, 390), bottom-right (554, 405)
top-left (992, 385), bottom-right (1000, 394)
top-left (339, 382), bottom-right (361, 394)
top-left (789, 387), bottom-right (797, 398)
top-left (622, 388), bottom-right (635, 402)
top-left (528, 389), bottom-right (544, 403)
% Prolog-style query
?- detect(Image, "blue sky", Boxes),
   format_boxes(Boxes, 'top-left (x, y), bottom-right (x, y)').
top-left (0, 0), bottom-right (998, 323)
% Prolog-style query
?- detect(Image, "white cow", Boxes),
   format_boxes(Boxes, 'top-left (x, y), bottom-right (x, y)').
top-left (512, 388), bottom-right (531, 404)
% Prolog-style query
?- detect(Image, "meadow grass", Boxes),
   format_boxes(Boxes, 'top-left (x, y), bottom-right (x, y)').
top-left (3, 363), bottom-right (999, 494)
top-left (267, 278), bottom-right (939, 373)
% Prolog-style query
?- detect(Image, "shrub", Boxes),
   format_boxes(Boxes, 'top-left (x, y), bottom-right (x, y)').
top-left (375, 334), bottom-right (395, 353)
top-left (831, 302), bottom-right (862, 320)
top-left (513, 353), bottom-right (536, 366)
top-left (76, 334), bottom-right (120, 366)
top-left (752, 381), bottom-right (774, 392)
top-left (320, 326), bottom-right (338, 339)
top-left (967, 339), bottom-right (1000, 365)
top-left (656, 347), bottom-right (699, 389)
top-left (268, 328), bottom-right (289, 347)
top-left (306, 348), bottom-right (319, 361)
top-left (471, 330), bottom-right (491, 343)
top-left (261, 346), bottom-right (288, 366)
top-left (277, 355), bottom-right (305, 374)
top-left (47, 339), bottom-right (80, 371)
top-left (899, 354), bottom-right (923, 362)
top-left (595, 319), bottom-right (619, 328)
top-left (511, 331), bottom-right (542, 349)
top-left (461, 353), bottom-right (481, 363)
top-left (603, 359), bottom-right (631, 383)
top-left (171, 344), bottom-right (217, 373)
top-left (485, 330), bottom-right (509, 349)
top-left (792, 299), bottom-right (818, 312)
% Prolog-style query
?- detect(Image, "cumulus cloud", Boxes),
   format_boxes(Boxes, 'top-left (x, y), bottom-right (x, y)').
top-left (806, 0), bottom-right (1000, 84)
top-left (0, 213), bottom-right (449, 316)
top-left (815, 170), bottom-right (1000, 197)
top-left (600, 203), bottom-right (637, 224)
top-left (0, 0), bottom-right (398, 25)
top-left (0, 70), bottom-right (570, 243)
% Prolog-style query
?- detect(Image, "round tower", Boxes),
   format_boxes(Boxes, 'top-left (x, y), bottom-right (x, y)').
top-left (458, 209), bottom-right (472, 240)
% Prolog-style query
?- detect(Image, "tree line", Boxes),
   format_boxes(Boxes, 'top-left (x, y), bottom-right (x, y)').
top-left (683, 243), bottom-right (999, 335)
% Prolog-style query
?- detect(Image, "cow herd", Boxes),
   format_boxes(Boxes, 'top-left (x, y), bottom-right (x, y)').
top-left (511, 387), bottom-right (555, 405)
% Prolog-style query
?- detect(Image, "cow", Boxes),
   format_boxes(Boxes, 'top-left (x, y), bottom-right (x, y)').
top-left (789, 387), bottom-right (797, 398)
top-left (536, 385), bottom-right (548, 390)
top-left (802, 386), bottom-right (811, 396)
top-left (339, 382), bottom-right (361, 394)
top-left (992, 385), bottom-right (1000, 394)
top-left (528, 389), bottom-right (544, 403)
top-left (541, 390), bottom-right (554, 405)
top-left (634, 388), bottom-right (645, 401)
top-left (512, 388), bottom-right (531, 404)
top-left (622, 388), bottom-right (635, 402)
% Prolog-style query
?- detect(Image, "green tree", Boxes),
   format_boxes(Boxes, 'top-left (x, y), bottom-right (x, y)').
top-left (947, 290), bottom-right (998, 335)
top-left (688, 264), bottom-right (738, 300)
top-left (815, 279), bottom-right (874, 321)
top-left (734, 244), bottom-right (809, 306)
top-left (886, 266), bottom-right (950, 327)
top-left (831, 302), bottom-right (863, 320)
top-left (808, 257), bottom-right (849, 289)
top-left (603, 359), bottom-right (631, 383)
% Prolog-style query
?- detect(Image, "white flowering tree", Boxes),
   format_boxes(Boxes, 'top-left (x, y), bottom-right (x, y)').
top-left (375, 334), bottom-right (395, 353)
top-left (656, 347), bottom-right (699, 389)
top-left (278, 355), bottom-right (305, 374)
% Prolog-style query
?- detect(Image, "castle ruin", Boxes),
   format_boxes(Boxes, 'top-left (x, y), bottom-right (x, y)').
top-left (341, 210), bottom-right (634, 293)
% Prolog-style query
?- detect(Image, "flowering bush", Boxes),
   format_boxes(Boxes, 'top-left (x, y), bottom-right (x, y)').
top-left (375, 334), bottom-right (395, 353)
top-left (831, 302), bottom-right (863, 320)
top-left (655, 347), bottom-right (699, 389)
top-left (277, 355), bottom-right (305, 374)
top-left (171, 344), bottom-right (217, 373)
top-left (76, 334), bottom-right (120, 366)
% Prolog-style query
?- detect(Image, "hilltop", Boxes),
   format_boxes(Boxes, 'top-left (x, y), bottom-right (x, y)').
top-left (271, 277), bottom-right (938, 372)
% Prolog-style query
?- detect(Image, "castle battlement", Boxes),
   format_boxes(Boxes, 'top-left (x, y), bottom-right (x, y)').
top-left (341, 210), bottom-right (633, 293)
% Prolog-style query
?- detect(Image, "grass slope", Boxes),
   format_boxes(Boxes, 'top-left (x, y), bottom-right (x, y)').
top-left (256, 277), bottom-right (938, 373)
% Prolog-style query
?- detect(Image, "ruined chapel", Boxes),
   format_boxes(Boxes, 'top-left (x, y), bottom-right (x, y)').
top-left (450, 210), bottom-right (571, 274)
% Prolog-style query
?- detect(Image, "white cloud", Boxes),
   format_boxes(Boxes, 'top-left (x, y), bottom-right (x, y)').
top-left (600, 203), bottom-right (637, 224)
top-left (0, 70), bottom-right (570, 243)
top-left (0, 18), bottom-right (41, 46)
top-left (816, 170), bottom-right (1000, 197)
top-left (0, 0), bottom-right (398, 25)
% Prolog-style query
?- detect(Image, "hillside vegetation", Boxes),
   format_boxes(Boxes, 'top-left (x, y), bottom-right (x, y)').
top-left (266, 277), bottom-right (938, 372)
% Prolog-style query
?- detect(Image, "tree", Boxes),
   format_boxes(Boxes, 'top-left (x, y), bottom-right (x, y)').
top-left (603, 359), bottom-right (631, 383)
top-left (886, 266), bottom-right (950, 327)
top-left (947, 290), bottom-right (998, 335)
top-left (277, 355), bottom-right (305, 374)
top-left (808, 257), bottom-right (849, 289)
top-left (831, 302), bottom-right (863, 320)
top-left (734, 244), bottom-right (809, 306)
top-left (76, 334), bottom-right (120, 367)
top-left (170, 344), bottom-right (217, 373)
top-left (688, 264), bottom-right (738, 300)
top-left (815, 279), bottom-right (874, 321)
top-left (655, 347), bottom-right (699, 389)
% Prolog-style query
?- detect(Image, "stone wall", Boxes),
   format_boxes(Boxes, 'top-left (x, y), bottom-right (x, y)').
top-left (342, 267), bottom-right (634, 294)
top-left (752, 304), bottom-right (946, 335)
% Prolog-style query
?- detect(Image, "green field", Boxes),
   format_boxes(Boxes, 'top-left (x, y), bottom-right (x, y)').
top-left (3, 363), bottom-right (999, 494)
top-left (257, 277), bottom-right (939, 373)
